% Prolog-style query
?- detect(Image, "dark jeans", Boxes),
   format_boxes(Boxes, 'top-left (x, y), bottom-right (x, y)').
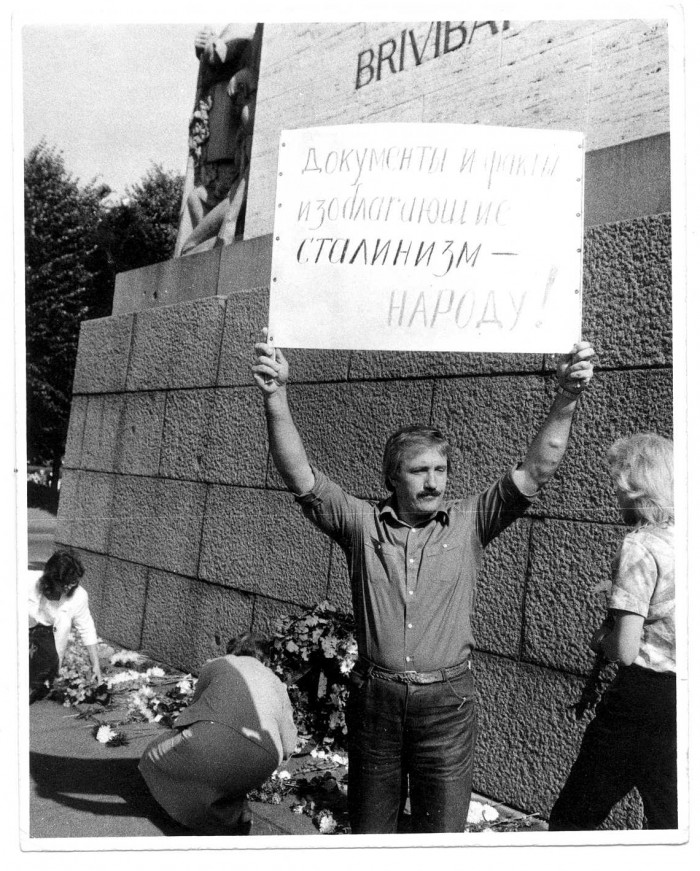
top-left (549, 665), bottom-right (677, 830)
top-left (29, 624), bottom-right (59, 703)
top-left (346, 666), bottom-right (476, 834)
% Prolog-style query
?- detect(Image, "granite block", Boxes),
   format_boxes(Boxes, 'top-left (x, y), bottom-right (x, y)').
top-left (141, 572), bottom-right (255, 673)
top-left (199, 485), bottom-right (330, 604)
top-left (107, 476), bottom-right (207, 576)
top-left (72, 314), bottom-right (134, 395)
top-left (126, 297), bottom-right (227, 391)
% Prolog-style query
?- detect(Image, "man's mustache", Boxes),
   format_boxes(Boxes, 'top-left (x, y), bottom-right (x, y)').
top-left (417, 490), bottom-right (441, 498)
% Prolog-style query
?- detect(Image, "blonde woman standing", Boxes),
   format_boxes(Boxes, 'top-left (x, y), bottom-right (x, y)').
top-left (549, 434), bottom-right (676, 830)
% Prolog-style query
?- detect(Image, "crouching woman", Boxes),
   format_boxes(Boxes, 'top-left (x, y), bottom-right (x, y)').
top-left (139, 632), bottom-right (297, 835)
top-left (28, 549), bottom-right (102, 703)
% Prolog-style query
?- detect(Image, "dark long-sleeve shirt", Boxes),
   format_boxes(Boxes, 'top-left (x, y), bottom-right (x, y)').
top-left (295, 467), bottom-right (534, 673)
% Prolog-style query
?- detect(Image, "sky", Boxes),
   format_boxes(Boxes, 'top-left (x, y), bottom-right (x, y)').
top-left (21, 22), bottom-right (208, 197)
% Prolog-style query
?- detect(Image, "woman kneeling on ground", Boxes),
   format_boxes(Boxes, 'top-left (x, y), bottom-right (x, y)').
top-left (139, 632), bottom-right (298, 836)
top-left (29, 549), bottom-right (102, 703)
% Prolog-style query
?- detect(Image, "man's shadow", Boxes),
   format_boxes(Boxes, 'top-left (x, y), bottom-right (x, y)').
top-left (29, 751), bottom-right (190, 836)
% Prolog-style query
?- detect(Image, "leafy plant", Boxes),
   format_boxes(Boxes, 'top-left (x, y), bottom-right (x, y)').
top-left (267, 601), bottom-right (358, 749)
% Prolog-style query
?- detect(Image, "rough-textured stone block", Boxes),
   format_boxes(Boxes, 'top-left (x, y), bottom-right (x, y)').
top-left (524, 518), bottom-right (624, 673)
top-left (55, 471), bottom-right (115, 554)
top-left (588, 20), bottom-right (669, 149)
top-left (218, 289), bottom-right (351, 387)
top-left (141, 572), bottom-right (255, 673)
top-left (585, 136), bottom-right (670, 228)
top-left (473, 652), bottom-right (642, 826)
top-left (54, 469), bottom-right (80, 545)
top-left (538, 368), bottom-right (673, 522)
top-left (72, 314), bottom-right (134, 394)
top-left (269, 379), bottom-right (434, 499)
top-left (68, 548), bottom-right (109, 632)
top-left (112, 248), bottom-right (221, 314)
top-left (107, 476), bottom-right (207, 576)
top-left (582, 214), bottom-right (671, 368)
top-left (63, 395), bottom-right (88, 469)
top-left (251, 594), bottom-right (305, 639)
top-left (431, 374), bottom-right (549, 497)
top-left (160, 387), bottom-right (268, 486)
top-left (98, 558), bottom-right (149, 651)
top-left (349, 350), bottom-right (544, 381)
top-left (115, 391), bottom-right (167, 477)
top-left (472, 519), bottom-right (531, 658)
top-left (81, 394), bottom-right (124, 472)
top-left (126, 297), bottom-right (227, 391)
top-left (199, 486), bottom-right (330, 604)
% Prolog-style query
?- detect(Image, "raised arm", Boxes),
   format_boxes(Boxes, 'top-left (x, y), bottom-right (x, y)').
top-left (251, 328), bottom-right (315, 495)
top-left (512, 341), bottom-right (595, 496)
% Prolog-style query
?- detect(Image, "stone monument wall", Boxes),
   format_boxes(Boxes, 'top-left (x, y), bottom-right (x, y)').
top-left (55, 19), bottom-right (673, 826)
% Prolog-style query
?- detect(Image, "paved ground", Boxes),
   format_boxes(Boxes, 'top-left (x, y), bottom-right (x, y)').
top-left (27, 692), bottom-right (321, 841)
top-left (25, 507), bottom-right (546, 844)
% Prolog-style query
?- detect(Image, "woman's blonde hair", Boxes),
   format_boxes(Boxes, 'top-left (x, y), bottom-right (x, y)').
top-left (607, 433), bottom-right (674, 525)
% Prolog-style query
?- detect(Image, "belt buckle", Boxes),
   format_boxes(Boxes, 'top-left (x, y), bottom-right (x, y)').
top-left (402, 670), bottom-right (419, 684)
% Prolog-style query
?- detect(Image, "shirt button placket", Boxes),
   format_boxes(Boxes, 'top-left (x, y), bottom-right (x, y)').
top-left (405, 536), bottom-right (418, 666)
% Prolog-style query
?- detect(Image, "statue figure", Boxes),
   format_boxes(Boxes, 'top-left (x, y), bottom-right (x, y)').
top-left (174, 23), bottom-right (262, 257)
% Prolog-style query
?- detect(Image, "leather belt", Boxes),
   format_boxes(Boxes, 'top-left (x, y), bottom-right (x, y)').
top-left (357, 656), bottom-right (471, 685)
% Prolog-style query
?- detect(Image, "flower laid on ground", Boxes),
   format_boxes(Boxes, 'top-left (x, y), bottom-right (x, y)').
top-left (316, 811), bottom-right (337, 834)
top-left (106, 669), bottom-right (143, 688)
top-left (109, 650), bottom-right (141, 667)
top-left (94, 724), bottom-right (116, 744)
top-left (92, 723), bottom-right (129, 747)
top-left (467, 800), bottom-right (500, 827)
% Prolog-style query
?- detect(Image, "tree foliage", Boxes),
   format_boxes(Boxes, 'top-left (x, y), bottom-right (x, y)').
top-left (98, 164), bottom-right (183, 275)
top-left (24, 144), bottom-right (184, 475)
top-left (24, 141), bottom-right (108, 470)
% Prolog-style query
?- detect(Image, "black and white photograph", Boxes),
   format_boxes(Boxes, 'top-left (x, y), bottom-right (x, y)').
top-left (7, 1), bottom-right (695, 867)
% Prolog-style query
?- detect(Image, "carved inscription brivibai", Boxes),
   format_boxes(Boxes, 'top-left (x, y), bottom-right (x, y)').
top-left (268, 123), bottom-right (585, 354)
top-left (356, 21), bottom-right (510, 89)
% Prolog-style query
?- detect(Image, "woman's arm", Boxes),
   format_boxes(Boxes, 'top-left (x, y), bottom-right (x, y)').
top-left (85, 643), bottom-right (103, 683)
top-left (592, 610), bottom-right (645, 666)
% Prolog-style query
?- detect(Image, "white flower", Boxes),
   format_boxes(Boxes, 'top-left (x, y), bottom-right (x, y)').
top-left (482, 804), bottom-right (499, 822)
top-left (339, 658), bottom-right (355, 674)
top-left (317, 812), bottom-right (337, 834)
top-left (110, 650), bottom-right (140, 665)
top-left (177, 677), bottom-right (193, 693)
top-left (95, 725), bottom-right (116, 744)
top-left (106, 669), bottom-right (141, 687)
top-left (146, 667), bottom-right (165, 679)
top-left (277, 770), bottom-right (291, 780)
top-left (467, 801), bottom-right (485, 824)
top-left (331, 754), bottom-right (347, 765)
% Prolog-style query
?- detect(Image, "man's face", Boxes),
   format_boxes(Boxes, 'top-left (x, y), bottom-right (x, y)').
top-left (390, 446), bottom-right (448, 523)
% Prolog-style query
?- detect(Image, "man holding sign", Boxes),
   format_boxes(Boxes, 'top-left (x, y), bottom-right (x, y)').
top-left (252, 330), bottom-right (594, 834)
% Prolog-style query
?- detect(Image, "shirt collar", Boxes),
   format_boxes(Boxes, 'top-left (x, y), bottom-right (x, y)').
top-left (379, 496), bottom-right (450, 526)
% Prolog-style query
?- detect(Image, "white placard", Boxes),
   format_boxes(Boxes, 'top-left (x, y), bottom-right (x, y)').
top-left (268, 123), bottom-right (584, 353)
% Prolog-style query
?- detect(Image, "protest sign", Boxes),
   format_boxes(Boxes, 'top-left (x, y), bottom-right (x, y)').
top-left (268, 123), bottom-right (584, 352)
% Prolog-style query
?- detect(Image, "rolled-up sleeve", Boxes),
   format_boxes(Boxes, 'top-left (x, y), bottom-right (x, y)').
top-left (71, 589), bottom-right (99, 648)
top-left (475, 466), bottom-right (536, 547)
top-left (294, 466), bottom-right (366, 545)
top-left (608, 538), bottom-right (656, 618)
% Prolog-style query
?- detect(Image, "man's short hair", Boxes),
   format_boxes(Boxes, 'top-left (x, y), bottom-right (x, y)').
top-left (39, 549), bottom-right (84, 599)
top-left (607, 433), bottom-right (673, 525)
top-left (382, 425), bottom-right (451, 491)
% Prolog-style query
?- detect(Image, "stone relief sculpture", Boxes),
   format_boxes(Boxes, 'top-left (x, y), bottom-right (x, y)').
top-left (174, 23), bottom-right (263, 257)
